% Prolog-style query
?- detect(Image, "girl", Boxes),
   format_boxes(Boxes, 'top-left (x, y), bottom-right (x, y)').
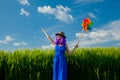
top-left (42, 28), bottom-right (79, 80)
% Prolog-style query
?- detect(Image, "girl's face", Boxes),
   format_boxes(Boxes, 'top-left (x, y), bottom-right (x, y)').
top-left (56, 35), bottom-right (62, 39)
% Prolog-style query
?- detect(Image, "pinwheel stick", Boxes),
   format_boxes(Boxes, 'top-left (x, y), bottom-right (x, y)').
top-left (76, 29), bottom-right (84, 45)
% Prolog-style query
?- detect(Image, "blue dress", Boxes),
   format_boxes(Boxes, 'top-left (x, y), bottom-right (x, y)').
top-left (53, 45), bottom-right (67, 80)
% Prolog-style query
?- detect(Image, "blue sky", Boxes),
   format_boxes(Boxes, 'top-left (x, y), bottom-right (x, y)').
top-left (0, 0), bottom-right (120, 50)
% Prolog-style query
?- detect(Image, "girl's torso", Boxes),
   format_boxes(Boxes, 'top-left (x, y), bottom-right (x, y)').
top-left (54, 45), bottom-right (66, 56)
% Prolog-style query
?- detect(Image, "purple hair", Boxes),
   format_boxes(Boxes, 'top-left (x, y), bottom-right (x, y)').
top-left (55, 37), bottom-right (66, 45)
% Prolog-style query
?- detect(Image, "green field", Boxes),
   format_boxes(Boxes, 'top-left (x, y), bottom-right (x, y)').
top-left (0, 47), bottom-right (120, 80)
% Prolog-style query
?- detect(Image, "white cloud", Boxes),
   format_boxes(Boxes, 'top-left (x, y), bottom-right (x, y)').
top-left (13, 41), bottom-right (27, 46)
top-left (37, 5), bottom-right (74, 23)
top-left (75, 19), bottom-right (120, 46)
top-left (88, 12), bottom-right (97, 19)
top-left (0, 36), bottom-right (14, 45)
top-left (0, 35), bottom-right (28, 47)
top-left (37, 6), bottom-right (55, 14)
top-left (20, 8), bottom-right (30, 17)
top-left (18, 0), bottom-right (30, 6)
top-left (68, 40), bottom-right (91, 48)
top-left (41, 44), bottom-right (54, 49)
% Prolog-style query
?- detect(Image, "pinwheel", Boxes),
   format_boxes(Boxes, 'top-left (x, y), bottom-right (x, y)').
top-left (81, 18), bottom-right (93, 32)
top-left (77, 18), bottom-right (93, 45)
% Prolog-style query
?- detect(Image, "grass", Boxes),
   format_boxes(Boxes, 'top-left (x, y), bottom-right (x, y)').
top-left (0, 47), bottom-right (120, 80)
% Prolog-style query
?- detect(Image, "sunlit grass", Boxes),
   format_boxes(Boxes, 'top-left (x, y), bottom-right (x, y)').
top-left (0, 47), bottom-right (120, 80)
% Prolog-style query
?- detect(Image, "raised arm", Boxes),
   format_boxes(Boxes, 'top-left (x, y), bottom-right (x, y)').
top-left (66, 43), bottom-right (78, 56)
top-left (41, 28), bottom-right (55, 45)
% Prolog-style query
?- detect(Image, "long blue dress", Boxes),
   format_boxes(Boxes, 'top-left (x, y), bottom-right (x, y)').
top-left (53, 45), bottom-right (67, 80)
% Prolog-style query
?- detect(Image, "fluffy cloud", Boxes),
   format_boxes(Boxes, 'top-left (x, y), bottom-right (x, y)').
top-left (41, 44), bottom-right (54, 49)
top-left (37, 5), bottom-right (74, 23)
top-left (0, 35), bottom-right (28, 47)
top-left (13, 41), bottom-right (27, 46)
top-left (18, 0), bottom-right (30, 6)
top-left (37, 6), bottom-right (55, 14)
top-left (88, 12), bottom-right (97, 19)
top-left (20, 8), bottom-right (30, 16)
top-left (75, 19), bottom-right (120, 46)
top-left (0, 36), bottom-right (14, 45)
